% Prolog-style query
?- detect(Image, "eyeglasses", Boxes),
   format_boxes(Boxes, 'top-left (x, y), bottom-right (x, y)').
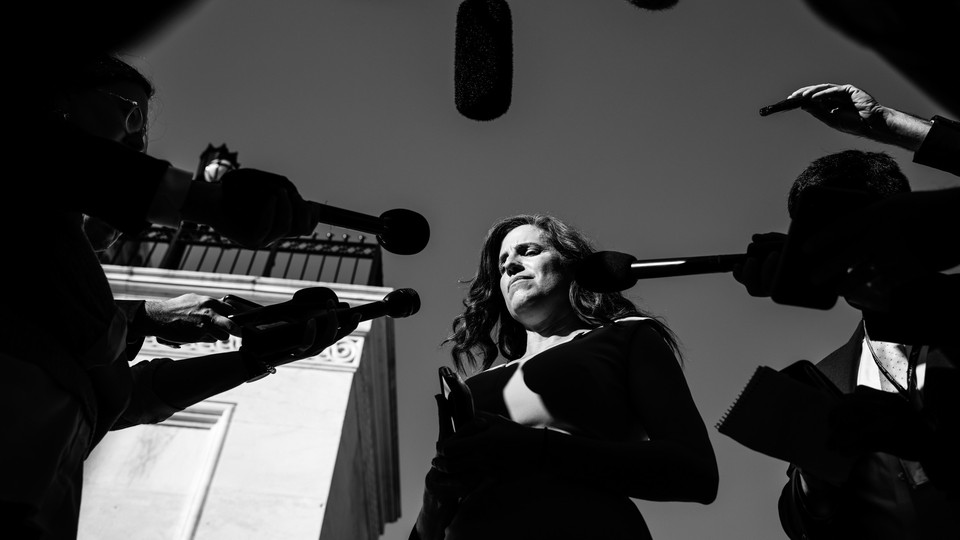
top-left (98, 90), bottom-right (147, 146)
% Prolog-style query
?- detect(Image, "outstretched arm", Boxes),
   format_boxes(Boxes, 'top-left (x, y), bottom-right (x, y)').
top-left (36, 123), bottom-right (319, 248)
top-left (114, 307), bottom-right (358, 428)
top-left (785, 83), bottom-right (930, 151)
top-left (781, 83), bottom-right (959, 176)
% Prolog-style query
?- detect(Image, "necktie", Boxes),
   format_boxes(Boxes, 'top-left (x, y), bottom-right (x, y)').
top-left (871, 341), bottom-right (910, 393)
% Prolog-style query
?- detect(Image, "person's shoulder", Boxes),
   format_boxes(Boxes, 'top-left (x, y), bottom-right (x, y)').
top-left (596, 317), bottom-right (667, 346)
top-left (608, 317), bottom-right (656, 334)
top-left (600, 316), bottom-right (651, 330)
top-left (581, 316), bottom-right (647, 337)
top-left (813, 324), bottom-right (863, 392)
top-left (612, 316), bottom-right (651, 324)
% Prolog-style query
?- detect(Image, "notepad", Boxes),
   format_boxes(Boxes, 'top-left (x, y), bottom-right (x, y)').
top-left (717, 361), bottom-right (859, 485)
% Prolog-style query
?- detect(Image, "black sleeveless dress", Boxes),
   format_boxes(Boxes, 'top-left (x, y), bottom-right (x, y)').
top-left (446, 318), bottom-right (663, 540)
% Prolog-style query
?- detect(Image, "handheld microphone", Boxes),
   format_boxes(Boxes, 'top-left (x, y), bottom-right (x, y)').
top-left (229, 287), bottom-right (338, 327)
top-left (308, 202), bottom-right (430, 255)
top-left (576, 251), bottom-right (746, 292)
top-left (337, 288), bottom-right (421, 322)
top-left (455, 0), bottom-right (513, 121)
top-left (759, 96), bottom-right (805, 117)
top-left (229, 287), bottom-right (420, 331)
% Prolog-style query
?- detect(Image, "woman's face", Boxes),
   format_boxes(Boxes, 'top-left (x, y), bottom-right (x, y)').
top-left (498, 224), bottom-right (571, 328)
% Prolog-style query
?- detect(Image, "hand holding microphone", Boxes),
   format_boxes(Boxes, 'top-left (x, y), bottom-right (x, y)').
top-left (183, 164), bottom-right (430, 254)
top-left (732, 232), bottom-right (787, 297)
top-left (182, 167), bottom-right (315, 249)
top-left (229, 287), bottom-right (421, 380)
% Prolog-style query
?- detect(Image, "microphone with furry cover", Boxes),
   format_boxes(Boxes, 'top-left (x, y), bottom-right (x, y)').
top-left (455, 0), bottom-right (513, 121)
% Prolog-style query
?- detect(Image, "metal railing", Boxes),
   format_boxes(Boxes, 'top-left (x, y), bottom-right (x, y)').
top-left (100, 224), bottom-right (383, 286)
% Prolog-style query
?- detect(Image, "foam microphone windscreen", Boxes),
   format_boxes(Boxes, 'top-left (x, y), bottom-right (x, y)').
top-left (625, 0), bottom-right (680, 9)
top-left (455, 0), bottom-right (513, 121)
top-left (575, 251), bottom-right (639, 293)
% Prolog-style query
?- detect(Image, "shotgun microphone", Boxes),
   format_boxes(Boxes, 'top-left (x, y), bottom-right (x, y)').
top-left (308, 202), bottom-right (429, 255)
top-left (625, 1), bottom-right (680, 10)
top-left (338, 288), bottom-right (421, 322)
top-left (455, 0), bottom-right (513, 121)
top-left (576, 251), bottom-right (746, 292)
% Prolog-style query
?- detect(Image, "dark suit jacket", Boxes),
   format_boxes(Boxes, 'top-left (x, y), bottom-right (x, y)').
top-left (778, 322), bottom-right (959, 539)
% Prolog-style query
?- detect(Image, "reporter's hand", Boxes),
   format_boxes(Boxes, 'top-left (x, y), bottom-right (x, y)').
top-left (732, 232), bottom-right (786, 297)
top-left (240, 297), bottom-right (358, 371)
top-left (786, 83), bottom-right (932, 151)
top-left (186, 168), bottom-right (317, 248)
top-left (142, 294), bottom-right (241, 345)
top-left (788, 83), bottom-right (884, 138)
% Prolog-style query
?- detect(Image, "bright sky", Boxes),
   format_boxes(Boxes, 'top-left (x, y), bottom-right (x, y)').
top-left (133, 1), bottom-right (957, 538)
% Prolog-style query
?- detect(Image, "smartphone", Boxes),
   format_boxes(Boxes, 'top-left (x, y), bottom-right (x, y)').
top-left (439, 366), bottom-right (476, 432)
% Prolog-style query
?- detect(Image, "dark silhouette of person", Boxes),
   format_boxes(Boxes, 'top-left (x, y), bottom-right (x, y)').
top-left (0, 54), bottom-right (353, 539)
top-left (733, 150), bottom-right (959, 539)
top-left (743, 82), bottom-right (960, 342)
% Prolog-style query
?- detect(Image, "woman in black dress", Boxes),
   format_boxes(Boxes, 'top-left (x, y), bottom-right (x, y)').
top-left (413, 214), bottom-right (719, 540)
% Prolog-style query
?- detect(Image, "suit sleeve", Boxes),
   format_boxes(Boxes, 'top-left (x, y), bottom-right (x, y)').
top-left (112, 358), bottom-right (182, 429)
top-left (18, 122), bottom-right (172, 234)
top-left (914, 116), bottom-right (960, 177)
top-left (116, 300), bottom-right (149, 359)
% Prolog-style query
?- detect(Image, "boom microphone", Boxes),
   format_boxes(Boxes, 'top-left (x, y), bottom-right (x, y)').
top-left (625, 1), bottom-right (680, 10)
top-left (576, 251), bottom-right (746, 292)
top-left (308, 202), bottom-right (430, 255)
top-left (455, 0), bottom-right (513, 121)
top-left (337, 288), bottom-right (421, 322)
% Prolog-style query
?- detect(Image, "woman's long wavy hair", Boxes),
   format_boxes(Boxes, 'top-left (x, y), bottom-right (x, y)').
top-left (445, 214), bottom-right (681, 374)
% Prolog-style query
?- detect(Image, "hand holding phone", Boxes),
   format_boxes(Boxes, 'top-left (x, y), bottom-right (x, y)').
top-left (439, 366), bottom-right (476, 433)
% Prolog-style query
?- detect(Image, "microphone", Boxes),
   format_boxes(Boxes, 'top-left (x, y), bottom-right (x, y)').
top-left (337, 288), bottom-right (421, 322)
top-left (230, 287), bottom-right (420, 329)
top-left (576, 251), bottom-right (746, 292)
top-left (455, 0), bottom-right (513, 121)
top-left (624, 1), bottom-right (680, 9)
top-left (230, 288), bottom-right (419, 375)
top-left (308, 202), bottom-right (430, 255)
top-left (229, 287), bottom-right (338, 327)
